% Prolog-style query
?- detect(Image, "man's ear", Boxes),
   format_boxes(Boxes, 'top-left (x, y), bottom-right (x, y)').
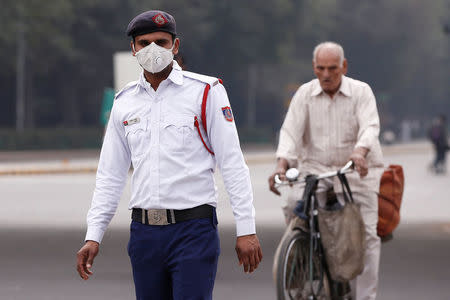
top-left (342, 59), bottom-right (348, 75)
top-left (130, 41), bottom-right (136, 56)
top-left (173, 38), bottom-right (180, 55)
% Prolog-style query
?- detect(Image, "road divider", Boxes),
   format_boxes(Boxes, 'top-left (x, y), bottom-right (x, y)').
top-left (0, 141), bottom-right (433, 176)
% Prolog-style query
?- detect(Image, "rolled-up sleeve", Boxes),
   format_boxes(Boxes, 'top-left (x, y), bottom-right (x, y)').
top-left (206, 84), bottom-right (255, 237)
top-left (85, 102), bottom-right (131, 243)
top-left (276, 87), bottom-right (307, 166)
top-left (354, 84), bottom-right (380, 151)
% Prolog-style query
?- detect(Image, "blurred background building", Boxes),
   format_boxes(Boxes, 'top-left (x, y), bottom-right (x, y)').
top-left (0, 0), bottom-right (449, 150)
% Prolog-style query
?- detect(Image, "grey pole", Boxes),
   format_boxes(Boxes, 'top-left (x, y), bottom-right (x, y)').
top-left (247, 64), bottom-right (257, 128)
top-left (16, 6), bottom-right (26, 132)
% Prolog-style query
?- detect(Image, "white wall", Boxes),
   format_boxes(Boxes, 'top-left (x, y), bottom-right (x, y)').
top-left (113, 51), bottom-right (142, 92)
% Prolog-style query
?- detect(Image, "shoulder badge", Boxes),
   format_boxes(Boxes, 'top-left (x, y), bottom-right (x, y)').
top-left (222, 106), bottom-right (233, 122)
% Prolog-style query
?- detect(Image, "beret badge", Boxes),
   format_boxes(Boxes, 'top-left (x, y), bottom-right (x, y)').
top-left (152, 13), bottom-right (168, 27)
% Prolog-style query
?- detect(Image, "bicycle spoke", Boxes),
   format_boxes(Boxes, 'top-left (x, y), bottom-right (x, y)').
top-left (291, 238), bottom-right (329, 299)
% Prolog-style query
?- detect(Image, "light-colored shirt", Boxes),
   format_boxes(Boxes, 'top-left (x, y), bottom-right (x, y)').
top-left (86, 61), bottom-right (255, 243)
top-left (276, 75), bottom-right (384, 193)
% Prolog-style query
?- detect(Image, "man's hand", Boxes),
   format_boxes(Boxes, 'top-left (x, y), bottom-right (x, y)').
top-left (235, 234), bottom-right (263, 274)
top-left (350, 147), bottom-right (369, 177)
top-left (76, 241), bottom-right (99, 280)
top-left (268, 158), bottom-right (289, 195)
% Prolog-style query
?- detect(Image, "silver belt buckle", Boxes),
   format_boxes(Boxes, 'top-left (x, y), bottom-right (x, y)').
top-left (146, 209), bottom-right (169, 225)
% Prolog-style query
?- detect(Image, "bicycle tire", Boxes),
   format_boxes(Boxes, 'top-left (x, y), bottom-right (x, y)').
top-left (274, 228), bottom-right (331, 300)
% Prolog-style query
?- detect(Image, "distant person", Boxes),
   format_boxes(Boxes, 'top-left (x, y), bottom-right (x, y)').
top-left (382, 129), bottom-right (396, 145)
top-left (75, 10), bottom-right (262, 300)
top-left (428, 115), bottom-right (449, 174)
top-left (268, 42), bottom-right (384, 300)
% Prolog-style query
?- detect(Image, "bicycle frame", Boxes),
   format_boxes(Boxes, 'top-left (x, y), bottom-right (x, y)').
top-left (308, 187), bottom-right (326, 299)
top-left (275, 161), bottom-right (354, 300)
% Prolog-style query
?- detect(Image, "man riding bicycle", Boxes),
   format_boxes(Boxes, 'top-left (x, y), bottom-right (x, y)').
top-left (268, 42), bottom-right (384, 300)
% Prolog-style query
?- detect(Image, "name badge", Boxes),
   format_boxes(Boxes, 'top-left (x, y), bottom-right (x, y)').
top-left (123, 117), bottom-right (140, 126)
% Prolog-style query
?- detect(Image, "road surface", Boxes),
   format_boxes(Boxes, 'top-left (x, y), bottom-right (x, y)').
top-left (1, 145), bottom-right (449, 299)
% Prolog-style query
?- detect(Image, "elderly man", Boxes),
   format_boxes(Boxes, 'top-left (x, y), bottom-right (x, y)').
top-left (269, 41), bottom-right (384, 300)
top-left (76, 10), bottom-right (262, 300)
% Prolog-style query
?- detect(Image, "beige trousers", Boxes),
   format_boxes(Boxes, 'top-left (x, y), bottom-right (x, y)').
top-left (282, 178), bottom-right (381, 300)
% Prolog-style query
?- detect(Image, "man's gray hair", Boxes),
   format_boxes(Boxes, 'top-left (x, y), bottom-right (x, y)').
top-left (313, 42), bottom-right (345, 66)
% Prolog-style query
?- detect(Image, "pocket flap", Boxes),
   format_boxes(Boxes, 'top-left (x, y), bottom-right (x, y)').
top-left (163, 114), bottom-right (194, 128)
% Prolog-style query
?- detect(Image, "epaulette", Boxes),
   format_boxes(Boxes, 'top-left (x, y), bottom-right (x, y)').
top-left (182, 71), bottom-right (221, 87)
top-left (114, 81), bottom-right (138, 99)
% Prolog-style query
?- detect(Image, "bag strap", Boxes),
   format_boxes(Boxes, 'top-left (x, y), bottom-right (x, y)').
top-left (337, 172), bottom-right (355, 204)
top-left (194, 79), bottom-right (224, 156)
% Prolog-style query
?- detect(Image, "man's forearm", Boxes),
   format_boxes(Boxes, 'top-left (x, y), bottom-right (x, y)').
top-left (276, 157), bottom-right (290, 172)
top-left (350, 146), bottom-right (369, 177)
top-left (353, 146), bottom-right (369, 158)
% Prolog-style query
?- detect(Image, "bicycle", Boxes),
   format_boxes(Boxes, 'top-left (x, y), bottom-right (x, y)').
top-left (273, 161), bottom-right (354, 300)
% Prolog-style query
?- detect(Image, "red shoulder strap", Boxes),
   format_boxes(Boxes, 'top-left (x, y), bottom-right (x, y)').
top-left (196, 78), bottom-right (223, 155)
top-left (201, 78), bottom-right (223, 135)
top-left (201, 84), bottom-right (211, 135)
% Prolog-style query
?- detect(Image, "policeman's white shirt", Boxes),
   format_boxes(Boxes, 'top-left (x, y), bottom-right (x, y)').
top-left (86, 61), bottom-right (255, 243)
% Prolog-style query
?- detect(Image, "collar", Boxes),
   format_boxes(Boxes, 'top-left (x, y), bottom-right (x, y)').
top-left (339, 76), bottom-right (351, 97)
top-left (311, 82), bottom-right (323, 97)
top-left (311, 75), bottom-right (352, 97)
top-left (167, 60), bottom-right (183, 86)
top-left (137, 60), bottom-right (184, 89)
top-left (138, 72), bottom-right (150, 90)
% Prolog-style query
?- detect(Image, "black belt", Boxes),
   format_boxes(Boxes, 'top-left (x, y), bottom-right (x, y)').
top-left (132, 204), bottom-right (214, 225)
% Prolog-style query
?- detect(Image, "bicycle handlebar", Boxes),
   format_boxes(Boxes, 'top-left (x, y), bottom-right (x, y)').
top-left (274, 160), bottom-right (354, 186)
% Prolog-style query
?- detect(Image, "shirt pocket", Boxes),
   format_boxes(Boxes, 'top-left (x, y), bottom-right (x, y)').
top-left (124, 118), bottom-right (150, 158)
top-left (161, 114), bottom-right (194, 153)
top-left (340, 107), bottom-right (358, 143)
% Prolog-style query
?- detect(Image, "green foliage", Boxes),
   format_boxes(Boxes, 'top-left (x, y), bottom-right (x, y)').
top-left (1, 0), bottom-right (449, 145)
top-left (0, 128), bottom-right (103, 150)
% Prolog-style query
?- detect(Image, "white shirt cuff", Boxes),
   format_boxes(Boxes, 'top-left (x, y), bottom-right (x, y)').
top-left (354, 141), bottom-right (371, 151)
top-left (85, 226), bottom-right (106, 244)
top-left (235, 219), bottom-right (256, 237)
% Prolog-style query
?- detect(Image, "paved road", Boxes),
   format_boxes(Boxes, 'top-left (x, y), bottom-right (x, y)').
top-left (1, 224), bottom-right (450, 300)
top-left (1, 146), bottom-right (449, 299)
top-left (1, 148), bottom-right (449, 229)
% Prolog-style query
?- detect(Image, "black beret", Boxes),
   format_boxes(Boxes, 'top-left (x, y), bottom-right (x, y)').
top-left (126, 10), bottom-right (176, 38)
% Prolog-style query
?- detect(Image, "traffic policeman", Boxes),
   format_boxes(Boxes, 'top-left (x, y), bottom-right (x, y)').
top-left (76, 10), bottom-right (262, 300)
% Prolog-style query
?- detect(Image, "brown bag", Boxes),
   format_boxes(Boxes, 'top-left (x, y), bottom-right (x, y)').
top-left (318, 172), bottom-right (366, 282)
top-left (377, 165), bottom-right (404, 237)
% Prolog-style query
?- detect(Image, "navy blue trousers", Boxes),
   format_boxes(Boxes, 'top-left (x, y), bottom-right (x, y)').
top-left (127, 214), bottom-right (220, 300)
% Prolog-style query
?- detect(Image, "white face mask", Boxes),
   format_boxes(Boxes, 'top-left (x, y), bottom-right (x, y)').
top-left (134, 42), bottom-right (174, 74)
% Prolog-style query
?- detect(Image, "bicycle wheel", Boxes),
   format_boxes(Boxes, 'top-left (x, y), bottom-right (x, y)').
top-left (274, 228), bottom-right (331, 300)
